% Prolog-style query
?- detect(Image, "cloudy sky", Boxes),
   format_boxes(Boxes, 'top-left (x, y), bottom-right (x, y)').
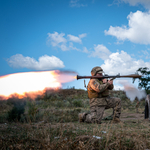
top-left (1, 0), bottom-right (150, 89)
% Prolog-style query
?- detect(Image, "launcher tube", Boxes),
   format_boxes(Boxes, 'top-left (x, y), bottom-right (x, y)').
top-left (76, 74), bottom-right (142, 80)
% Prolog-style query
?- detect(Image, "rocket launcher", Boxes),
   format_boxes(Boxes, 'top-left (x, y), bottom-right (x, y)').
top-left (76, 74), bottom-right (142, 80)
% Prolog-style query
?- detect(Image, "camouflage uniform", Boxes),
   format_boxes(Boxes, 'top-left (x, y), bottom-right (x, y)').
top-left (80, 66), bottom-right (121, 124)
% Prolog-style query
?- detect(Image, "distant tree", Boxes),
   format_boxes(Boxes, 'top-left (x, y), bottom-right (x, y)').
top-left (134, 67), bottom-right (150, 94)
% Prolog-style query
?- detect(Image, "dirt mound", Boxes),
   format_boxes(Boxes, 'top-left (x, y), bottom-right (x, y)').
top-left (42, 89), bottom-right (87, 100)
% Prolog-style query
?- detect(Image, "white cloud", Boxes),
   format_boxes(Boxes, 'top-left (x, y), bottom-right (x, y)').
top-left (90, 44), bottom-right (111, 60)
top-left (69, 0), bottom-right (87, 7)
top-left (139, 50), bottom-right (150, 59)
top-left (83, 47), bottom-right (89, 53)
top-left (79, 33), bottom-right (87, 38)
top-left (7, 54), bottom-right (65, 70)
top-left (47, 32), bottom-right (86, 51)
top-left (67, 33), bottom-right (87, 43)
top-left (101, 50), bottom-right (150, 75)
top-left (105, 11), bottom-right (150, 44)
top-left (118, 0), bottom-right (150, 9)
top-left (67, 34), bottom-right (82, 43)
top-left (60, 44), bottom-right (69, 51)
top-left (47, 32), bottom-right (67, 46)
top-left (69, 42), bottom-right (80, 51)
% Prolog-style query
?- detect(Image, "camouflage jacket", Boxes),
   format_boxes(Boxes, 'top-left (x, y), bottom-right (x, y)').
top-left (87, 79), bottom-right (114, 99)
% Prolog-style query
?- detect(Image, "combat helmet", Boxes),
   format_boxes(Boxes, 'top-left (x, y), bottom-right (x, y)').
top-left (91, 66), bottom-right (104, 76)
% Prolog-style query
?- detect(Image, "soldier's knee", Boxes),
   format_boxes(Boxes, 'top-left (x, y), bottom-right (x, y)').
top-left (116, 98), bottom-right (121, 103)
top-left (118, 98), bottom-right (121, 102)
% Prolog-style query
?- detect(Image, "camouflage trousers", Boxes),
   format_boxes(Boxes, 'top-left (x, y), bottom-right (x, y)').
top-left (84, 97), bottom-right (121, 124)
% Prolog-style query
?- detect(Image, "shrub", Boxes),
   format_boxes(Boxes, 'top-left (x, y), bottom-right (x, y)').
top-left (73, 99), bottom-right (83, 107)
top-left (25, 101), bottom-right (39, 122)
top-left (7, 104), bottom-right (25, 122)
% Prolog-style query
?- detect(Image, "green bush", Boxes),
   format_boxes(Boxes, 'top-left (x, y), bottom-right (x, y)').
top-left (26, 101), bottom-right (38, 116)
top-left (55, 101), bottom-right (64, 107)
top-left (0, 113), bottom-right (8, 123)
top-left (72, 99), bottom-right (83, 107)
top-left (25, 101), bottom-right (39, 122)
top-left (7, 105), bottom-right (25, 122)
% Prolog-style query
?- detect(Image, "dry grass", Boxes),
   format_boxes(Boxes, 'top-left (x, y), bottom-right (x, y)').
top-left (1, 120), bottom-right (150, 149)
top-left (0, 89), bottom-right (149, 149)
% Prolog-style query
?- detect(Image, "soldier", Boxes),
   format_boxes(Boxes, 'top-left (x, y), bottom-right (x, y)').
top-left (79, 66), bottom-right (122, 124)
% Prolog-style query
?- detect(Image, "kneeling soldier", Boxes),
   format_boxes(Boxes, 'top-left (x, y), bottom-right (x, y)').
top-left (79, 66), bottom-right (122, 124)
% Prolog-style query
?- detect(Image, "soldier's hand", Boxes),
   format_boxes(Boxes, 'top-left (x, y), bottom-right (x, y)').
top-left (102, 79), bottom-right (107, 83)
top-left (108, 80), bottom-right (113, 85)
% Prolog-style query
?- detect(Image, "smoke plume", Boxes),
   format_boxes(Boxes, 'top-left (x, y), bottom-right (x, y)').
top-left (118, 80), bottom-right (146, 101)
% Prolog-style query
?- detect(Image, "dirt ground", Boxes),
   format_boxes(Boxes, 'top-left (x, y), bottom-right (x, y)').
top-left (120, 112), bottom-right (144, 121)
top-left (103, 109), bottom-right (146, 123)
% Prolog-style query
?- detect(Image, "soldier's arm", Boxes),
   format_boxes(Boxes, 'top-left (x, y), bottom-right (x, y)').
top-left (102, 78), bottom-right (114, 90)
top-left (108, 84), bottom-right (114, 90)
top-left (90, 79), bottom-right (110, 93)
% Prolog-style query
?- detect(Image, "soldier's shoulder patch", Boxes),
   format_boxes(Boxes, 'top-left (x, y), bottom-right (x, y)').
top-left (90, 79), bottom-right (98, 86)
top-left (93, 81), bottom-right (97, 85)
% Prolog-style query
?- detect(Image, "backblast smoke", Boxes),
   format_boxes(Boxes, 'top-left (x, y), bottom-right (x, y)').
top-left (118, 80), bottom-right (146, 101)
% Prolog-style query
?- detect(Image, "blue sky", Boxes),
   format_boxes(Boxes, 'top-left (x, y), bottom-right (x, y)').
top-left (1, 0), bottom-right (150, 89)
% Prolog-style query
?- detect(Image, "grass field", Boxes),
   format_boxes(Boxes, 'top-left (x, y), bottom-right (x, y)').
top-left (0, 89), bottom-right (149, 150)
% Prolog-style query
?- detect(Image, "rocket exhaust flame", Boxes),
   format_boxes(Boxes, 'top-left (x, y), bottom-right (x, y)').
top-left (0, 70), bottom-right (77, 99)
top-left (119, 80), bottom-right (146, 101)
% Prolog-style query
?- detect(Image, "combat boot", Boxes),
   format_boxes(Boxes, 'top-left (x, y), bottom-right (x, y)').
top-left (112, 117), bottom-right (123, 124)
top-left (78, 113), bottom-right (86, 123)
